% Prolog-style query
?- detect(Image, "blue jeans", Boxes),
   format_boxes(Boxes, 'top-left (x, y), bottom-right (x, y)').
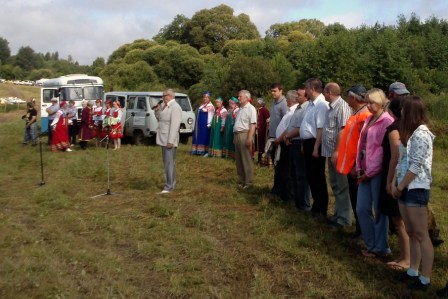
top-left (24, 123), bottom-right (37, 145)
top-left (356, 174), bottom-right (390, 254)
top-left (399, 188), bottom-right (430, 207)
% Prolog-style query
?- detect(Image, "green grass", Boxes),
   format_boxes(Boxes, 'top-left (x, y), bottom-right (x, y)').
top-left (0, 86), bottom-right (447, 298)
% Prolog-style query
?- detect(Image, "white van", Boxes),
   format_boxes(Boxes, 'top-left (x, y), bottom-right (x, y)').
top-left (104, 91), bottom-right (195, 144)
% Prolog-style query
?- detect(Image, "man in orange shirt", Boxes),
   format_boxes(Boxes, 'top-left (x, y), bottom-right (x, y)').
top-left (336, 84), bottom-right (370, 238)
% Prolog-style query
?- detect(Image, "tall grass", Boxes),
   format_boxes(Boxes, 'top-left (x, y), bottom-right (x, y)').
top-left (1, 107), bottom-right (447, 298)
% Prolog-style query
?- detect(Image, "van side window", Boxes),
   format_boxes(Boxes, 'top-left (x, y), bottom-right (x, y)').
top-left (118, 96), bottom-right (126, 108)
top-left (137, 97), bottom-right (146, 110)
top-left (128, 97), bottom-right (136, 109)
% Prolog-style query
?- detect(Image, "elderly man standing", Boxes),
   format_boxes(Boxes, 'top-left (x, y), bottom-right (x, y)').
top-left (156, 89), bottom-right (182, 194)
top-left (284, 87), bottom-right (311, 210)
top-left (322, 83), bottom-right (353, 228)
top-left (233, 90), bottom-right (257, 189)
top-left (335, 84), bottom-right (370, 237)
top-left (300, 78), bottom-right (330, 218)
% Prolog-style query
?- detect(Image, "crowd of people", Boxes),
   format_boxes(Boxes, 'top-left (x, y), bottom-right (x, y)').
top-left (189, 80), bottom-right (446, 295)
top-left (22, 98), bottom-right (124, 152)
top-left (19, 82), bottom-right (446, 296)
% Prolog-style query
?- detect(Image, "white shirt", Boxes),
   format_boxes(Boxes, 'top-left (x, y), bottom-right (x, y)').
top-left (300, 93), bottom-right (329, 140)
top-left (275, 103), bottom-right (299, 138)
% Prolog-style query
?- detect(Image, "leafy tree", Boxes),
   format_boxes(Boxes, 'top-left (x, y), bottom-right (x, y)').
top-left (29, 69), bottom-right (53, 81)
top-left (270, 53), bottom-right (296, 90)
top-left (0, 37), bottom-right (11, 64)
top-left (101, 61), bottom-right (159, 91)
top-left (15, 46), bottom-right (43, 71)
top-left (223, 56), bottom-right (276, 97)
top-left (153, 14), bottom-right (190, 43)
top-left (266, 19), bottom-right (325, 39)
top-left (183, 4), bottom-right (260, 53)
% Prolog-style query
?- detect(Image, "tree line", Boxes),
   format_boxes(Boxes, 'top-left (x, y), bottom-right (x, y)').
top-left (2, 4), bottom-right (448, 107)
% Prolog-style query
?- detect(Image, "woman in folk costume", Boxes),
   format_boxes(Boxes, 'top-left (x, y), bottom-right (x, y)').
top-left (78, 100), bottom-right (93, 150)
top-left (222, 96), bottom-right (239, 159)
top-left (51, 101), bottom-right (71, 152)
top-left (92, 99), bottom-right (105, 141)
top-left (102, 100), bottom-right (112, 137)
top-left (191, 91), bottom-right (215, 155)
top-left (256, 98), bottom-right (270, 164)
top-left (208, 97), bottom-right (228, 158)
top-left (109, 100), bottom-right (123, 150)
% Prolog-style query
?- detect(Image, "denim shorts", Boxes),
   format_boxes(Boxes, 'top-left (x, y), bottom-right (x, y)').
top-left (399, 188), bottom-right (430, 207)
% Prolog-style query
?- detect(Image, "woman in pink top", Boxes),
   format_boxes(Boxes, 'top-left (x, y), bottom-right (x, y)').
top-left (356, 88), bottom-right (394, 257)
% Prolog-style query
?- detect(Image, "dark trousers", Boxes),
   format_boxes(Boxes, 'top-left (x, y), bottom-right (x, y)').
top-left (69, 123), bottom-right (77, 145)
top-left (348, 174), bottom-right (361, 236)
top-left (274, 143), bottom-right (291, 201)
top-left (289, 140), bottom-right (311, 210)
top-left (302, 138), bottom-right (328, 216)
top-left (47, 120), bottom-right (53, 145)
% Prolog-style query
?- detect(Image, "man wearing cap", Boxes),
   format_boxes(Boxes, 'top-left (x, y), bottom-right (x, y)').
top-left (46, 98), bottom-right (59, 145)
top-left (300, 78), bottom-right (330, 218)
top-left (388, 82), bottom-right (410, 98)
top-left (322, 82), bottom-right (353, 228)
top-left (233, 90), bottom-right (257, 189)
top-left (335, 84), bottom-right (371, 237)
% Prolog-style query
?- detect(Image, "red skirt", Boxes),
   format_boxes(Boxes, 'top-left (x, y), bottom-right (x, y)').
top-left (51, 118), bottom-right (70, 151)
top-left (109, 123), bottom-right (123, 139)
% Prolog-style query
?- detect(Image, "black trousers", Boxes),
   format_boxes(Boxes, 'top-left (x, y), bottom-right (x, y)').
top-left (347, 174), bottom-right (361, 236)
top-left (302, 138), bottom-right (329, 216)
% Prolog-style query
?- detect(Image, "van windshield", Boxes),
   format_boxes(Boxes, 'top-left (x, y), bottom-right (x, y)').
top-left (175, 96), bottom-right (192, 111)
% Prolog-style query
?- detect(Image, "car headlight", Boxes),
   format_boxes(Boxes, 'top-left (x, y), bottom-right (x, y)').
top-left (187, 118), bottom-right (193, 125)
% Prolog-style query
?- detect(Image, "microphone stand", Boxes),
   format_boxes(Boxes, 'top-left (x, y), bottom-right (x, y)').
top-left (91, 134), bottom-right (116, 198)
top-left (90, 114), bottom-right (132, 198)
top-left (37, 130), bottom-right (47, 186)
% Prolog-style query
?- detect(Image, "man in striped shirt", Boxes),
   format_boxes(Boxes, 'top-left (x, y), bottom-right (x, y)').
top-left (322, 82), bottom-right (354, 228)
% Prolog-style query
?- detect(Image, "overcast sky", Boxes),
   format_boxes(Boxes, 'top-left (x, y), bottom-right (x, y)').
top-left (1, 0), bottom-right (447, 65)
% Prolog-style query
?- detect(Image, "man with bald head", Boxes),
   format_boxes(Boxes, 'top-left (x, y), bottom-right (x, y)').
top-left (322, 82), bottom-right (353, 228)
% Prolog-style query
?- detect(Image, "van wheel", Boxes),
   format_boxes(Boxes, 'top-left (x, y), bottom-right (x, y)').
top-left (180, 135), bottom-right (189, 145)
top-left (133, 131), bottom-right (146, 145)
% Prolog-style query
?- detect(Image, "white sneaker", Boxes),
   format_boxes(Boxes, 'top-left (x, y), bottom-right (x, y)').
top-left (65, 148), bottom-right (73, 152)
top-left (158, 190), bottom-right (171, 194)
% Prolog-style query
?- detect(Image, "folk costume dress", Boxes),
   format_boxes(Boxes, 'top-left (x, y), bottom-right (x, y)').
top-left (92, 105), bottom-right (105, 138)
top-left (109, 108), bottom-right (123, 139)
top-left (51, 109), bottom-right (70, 151)
top-left (78, 106), bottom-right (93, 143)
top-left (191, 102), bottom-right (214, 155)
top-left (222, 107), bottom-right (239, 159)
top-left (256, 106), bottom-right (270, 163)
top-left (208, 106), bottom-right (228, 158)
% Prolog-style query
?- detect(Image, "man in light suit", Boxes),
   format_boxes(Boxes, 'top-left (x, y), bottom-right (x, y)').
top-left (156, 89), bottom-right (182, 194)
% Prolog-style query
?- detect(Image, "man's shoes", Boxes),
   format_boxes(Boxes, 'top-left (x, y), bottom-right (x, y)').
top-left (158, 190), bottom-right (171, 194)
top-left (437, 283), bottom-right (448, 297)
top-left (242, 184), bottom-right (252, 190)
top-left (65, 148), bottom-right (73, 152)
top-left (407, 279), bottom-right (430, 291)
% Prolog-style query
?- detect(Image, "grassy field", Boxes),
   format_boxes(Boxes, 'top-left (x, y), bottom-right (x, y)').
top-left (0, 85), bottom-right (447, 298)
